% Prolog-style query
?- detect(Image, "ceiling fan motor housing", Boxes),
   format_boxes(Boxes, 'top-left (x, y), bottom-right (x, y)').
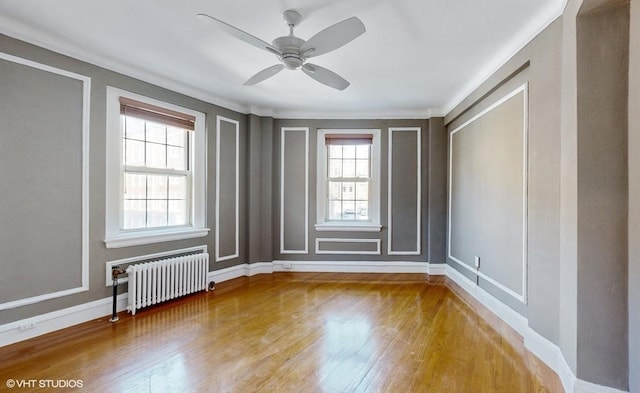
top-left (272, 36), bottom-right (305, 69)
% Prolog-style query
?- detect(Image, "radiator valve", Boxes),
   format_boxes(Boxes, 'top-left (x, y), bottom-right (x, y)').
top-left (111, 266), bottom-right (125, 282)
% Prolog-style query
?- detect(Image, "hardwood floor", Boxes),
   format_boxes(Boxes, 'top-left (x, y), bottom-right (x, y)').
top-left (0, 273), bottom-right (563, 392)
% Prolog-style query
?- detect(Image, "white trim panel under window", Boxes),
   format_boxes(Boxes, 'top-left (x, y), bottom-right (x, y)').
top-left (105, 87), bottom-right (208, 248)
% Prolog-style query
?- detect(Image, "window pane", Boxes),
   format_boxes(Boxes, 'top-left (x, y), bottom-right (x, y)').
top-left (328, 181), bottom-right (342, 200)
top-left (329, 145), bottom-right (342, 159)
top-left (167, 126), bottom-right (186, 147)
top-left (169, 176), bottom-right (187, 199)
top-left (125, 116), bottom-right (145, 140)
top-left (328, 201), bottom-right (342, 220)
top-left (167, 146), bottom-right (186, 170)
top-left (343, 159), bottom-right (356, 177)
top-left (342, 182), bottom-right (355, 200)
top-left (168, 200), bottom-right (188, 226)
top-left (328, 159), bottom-right (342, 178)
top-left (167, 126), bottom-right (189, 147)
top-left (146, 143), bottom-right (166, 168)
top-left (124, 173), bottom-right (146, 199)
top-left (342, 200), bottom-right (356, 219)
top-left (123, 200), bottom-right (146, 229)
top-left (356, 201), bottom-right (369, 220)
top-left (147, 200), bottom-right (168, 227)
top-left (355, 160), bottom-right (369, 178)
top-left (343, 145), bottom-right (356, 159)
top-left (355, 182), bottom-right (369, 201)
top-left (125, 139), bottom-right (145, 166)
top-left (146, 121), bottom-right (166, 144)
top-left (356, 145), bottom-right (370, 159)
top-left (148, 175), bottom-right (168, 199)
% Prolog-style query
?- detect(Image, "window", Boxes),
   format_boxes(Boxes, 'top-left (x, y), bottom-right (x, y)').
top-left (105, 88), bottom-right (208, 248)
top-left (316, 129), bottom-right (381, 232)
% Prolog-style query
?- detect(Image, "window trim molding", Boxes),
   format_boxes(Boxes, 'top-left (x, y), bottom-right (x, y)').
top-left (316, 129), bottom-right (381, 231)
top-left (104, 87), bottom-right (208, 249)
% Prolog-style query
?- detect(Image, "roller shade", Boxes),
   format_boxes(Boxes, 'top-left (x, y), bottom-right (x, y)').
top-left (120, 97), bottom-right (195, 131)
top-left (325, 133), bottom-right (373, 145)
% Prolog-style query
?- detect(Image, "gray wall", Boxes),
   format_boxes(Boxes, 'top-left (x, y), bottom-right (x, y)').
top-left (559, 0), bottom-right (580, 373)
top-left (0, 58), bottom-right (84, 304)
top-left (576, 1), bottom-right (629, 388)
top-left (427, 118), bottom-right (447, 264)
top-left (449, 89), bottom-right (526, 303)
top-left (629, 1), bottom-right (640, 391)
top-left (0, 34), bottom-right (248, 325)
top-left (445, 19), bottom-right (563, 336)
top-left (270, 118), bottom-right (446, 263)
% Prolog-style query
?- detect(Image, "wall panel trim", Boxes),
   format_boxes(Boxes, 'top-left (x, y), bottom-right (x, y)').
top-left (315, 238), bottom-right (381, 255)
top-left (447, 83), bottom-right (529, 304)
top-left (280, 127), bottom-right (309, 254)
top-left (215, 116), bottom-right (240, 262)
top-left (0, 52), bottom-right (90, 311)
top-left (388, 127), bottom-right (422, 255)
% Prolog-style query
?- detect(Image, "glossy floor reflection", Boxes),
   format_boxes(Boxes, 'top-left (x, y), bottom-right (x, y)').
top-left (0, 273), bottom-right (562, 392)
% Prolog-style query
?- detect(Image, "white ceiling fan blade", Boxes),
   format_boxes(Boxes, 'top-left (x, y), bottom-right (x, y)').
top-left (197, 13), bottom-right (282, 56)
top-left (300, 17), bottom-right (366, 58)
top-left (244, 64), bottom-right (285, 85)
top-left (302, 63), bottom-right (350, 90)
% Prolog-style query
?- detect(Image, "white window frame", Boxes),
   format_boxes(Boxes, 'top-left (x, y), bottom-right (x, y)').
top-left (104, 87), bottom-right (208, 248)
top-left (315, 129), bottom-right (382, 232)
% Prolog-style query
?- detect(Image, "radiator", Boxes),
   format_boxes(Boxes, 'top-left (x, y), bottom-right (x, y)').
top-left (126, 253), bottom-right (209, 315)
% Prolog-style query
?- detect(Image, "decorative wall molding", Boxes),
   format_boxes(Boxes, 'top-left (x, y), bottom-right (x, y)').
top-left (0, 52), bottom-right (90, 311)
top-left (280, 127), bottom-right (309, 254)
top-left (315, 238), bottom-right (381, 255)
top-left (388, 127), bottom-right (421, 255)
top-left (448, 83), bottom-right (529, 304)
top-left (215, 116), bottom-right (240, 262)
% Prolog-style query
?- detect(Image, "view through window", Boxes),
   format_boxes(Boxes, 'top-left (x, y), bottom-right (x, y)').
top-left (326, 141), bottom-right (371, 221)
top-left (121, 109), bottom-right (191, 230)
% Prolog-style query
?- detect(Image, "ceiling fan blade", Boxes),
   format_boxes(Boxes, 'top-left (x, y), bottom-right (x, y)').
top-left (301, 63), bottom-right (350, 90)
top-left (197, 13), bottom-right (282, 56)
top-left (244, 64), bottom-right (285, 85)
top-left (300, 17), bottom-right (366, 58)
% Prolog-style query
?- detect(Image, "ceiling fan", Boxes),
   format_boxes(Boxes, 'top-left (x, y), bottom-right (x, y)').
top-left (196, 10), bottom-right (366, 90)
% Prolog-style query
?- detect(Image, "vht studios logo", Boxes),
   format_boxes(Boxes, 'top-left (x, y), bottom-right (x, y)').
top-left (5, 379), bottom-right (84, 389)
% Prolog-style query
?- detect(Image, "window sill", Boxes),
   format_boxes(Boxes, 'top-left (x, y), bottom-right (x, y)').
top-left (104, 227), bottom-right (210, 249)
top-left (314, 224), bottom-right (382, 232)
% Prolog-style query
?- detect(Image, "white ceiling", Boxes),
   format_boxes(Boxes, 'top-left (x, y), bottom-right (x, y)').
top-left (0, 0), bottom-right (565, 119)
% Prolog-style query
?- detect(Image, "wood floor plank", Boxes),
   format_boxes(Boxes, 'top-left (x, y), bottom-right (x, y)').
top-left (0, 273), bottom-right (563, 393)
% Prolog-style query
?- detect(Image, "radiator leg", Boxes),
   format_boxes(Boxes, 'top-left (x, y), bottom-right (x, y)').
top-left (109, 266), bottom-right (124, 323)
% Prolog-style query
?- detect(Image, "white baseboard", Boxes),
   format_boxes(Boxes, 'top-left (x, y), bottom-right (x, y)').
top-left (0, 293), bottom-right (128, 347)
top-left (272, 260), bottom-right (431, 273)
top-left (446, 265), bottom-right (528, 336)
top-left (427, 263), bottom-right (447, 275)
